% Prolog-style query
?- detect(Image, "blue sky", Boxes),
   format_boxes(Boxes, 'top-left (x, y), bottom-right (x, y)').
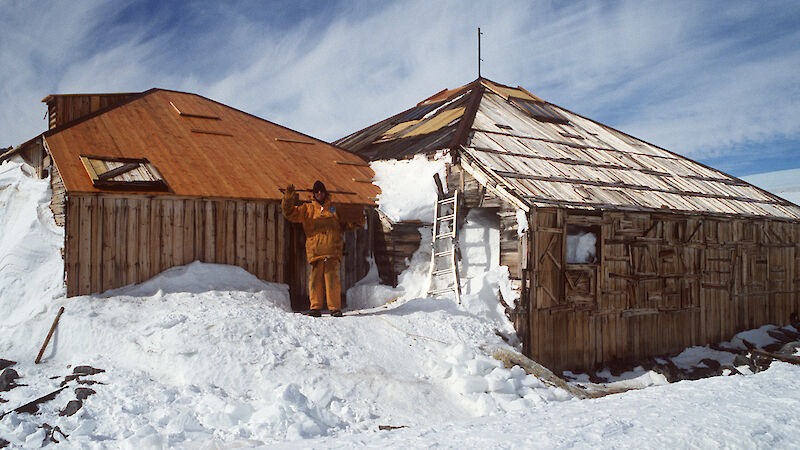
top-left (2, 0), bottom-right (799, 176)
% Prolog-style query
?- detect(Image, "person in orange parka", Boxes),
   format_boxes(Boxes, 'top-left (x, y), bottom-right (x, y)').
top-left (282, 180), bottom-right (365, 317)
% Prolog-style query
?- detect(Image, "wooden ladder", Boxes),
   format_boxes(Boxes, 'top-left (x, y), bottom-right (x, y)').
top-left (426, 189), bottom-right (462, 303)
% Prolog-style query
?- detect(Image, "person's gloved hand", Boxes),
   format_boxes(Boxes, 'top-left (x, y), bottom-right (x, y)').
top-left (284, 184), bottom-right (298, 205)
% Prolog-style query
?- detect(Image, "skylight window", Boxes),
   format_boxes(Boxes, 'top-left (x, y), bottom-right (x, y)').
top-left (510, 98), bottom-right (569, 125)
top-left (80, 155), bottom-right (167, 190)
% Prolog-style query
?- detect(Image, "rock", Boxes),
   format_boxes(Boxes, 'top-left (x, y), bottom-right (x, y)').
top-left (40, 423), bottom-right (68, 444)
top-left (0, 359), bottom-right (15, 371)
top-left (0, 437), bottom-right (8, 448)
top-left (763, 342), bottom-right (783, 353)
top-left (73, 366), bottom-right (104, 375)
top-left (778, 341), bottom-right (800, 357)
top-left (59, 399), bottom-right (82, 417)
top-left (767, 330), bottom-right (793, 344)
top-left (720, 365), bottom-right (742, 376)
top-left (700, 358), bottom-right (721, 371)
top-left (75, 387), bottom-right (96, 400)
top-left (734, 354), bottom-right (758, 373)
top-left (0, 368), bottom-right (19, 392)
top-left (780, 327), bottom-right (800, 340)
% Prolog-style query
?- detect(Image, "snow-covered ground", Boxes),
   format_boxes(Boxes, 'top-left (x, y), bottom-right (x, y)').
top-left (1, 157), bottom-right (799, 448)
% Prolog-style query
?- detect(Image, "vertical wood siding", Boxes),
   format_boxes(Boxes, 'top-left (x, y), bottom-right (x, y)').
top-left (64, 194), bottom-right (371, 302)
top-left (525, 207), bottom-right (800, 373)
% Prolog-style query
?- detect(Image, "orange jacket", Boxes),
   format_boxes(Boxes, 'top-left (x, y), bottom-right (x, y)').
top-left (282, 191), bottom-right (364, 263)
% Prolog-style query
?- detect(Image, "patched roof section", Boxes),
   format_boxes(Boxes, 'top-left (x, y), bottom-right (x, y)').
top-left (336, 78), bottom-right (800, 221)
top-left (44, 89), bottom-right (377, 204)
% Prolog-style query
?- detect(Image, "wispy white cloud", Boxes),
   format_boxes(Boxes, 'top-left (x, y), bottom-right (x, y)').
top-left (1, 0), bottom-right (798, 173)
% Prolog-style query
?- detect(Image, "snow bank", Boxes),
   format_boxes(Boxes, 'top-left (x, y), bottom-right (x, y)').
top-left (0, 158), bottom-right (64, 329)
top-left (370, 153), bottom-right (448, 222)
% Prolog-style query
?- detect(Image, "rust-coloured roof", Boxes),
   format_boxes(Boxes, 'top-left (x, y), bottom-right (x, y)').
top-left (45, 89), bottom-right (377, 205)
top-left (336, 78), bottom-right (800, 221)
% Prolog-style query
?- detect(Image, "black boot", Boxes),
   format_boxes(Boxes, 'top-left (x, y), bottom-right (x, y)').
top-left (302, 309), bottom-right (322, 317)
top-left (330, 310), bottom-right (343, 317)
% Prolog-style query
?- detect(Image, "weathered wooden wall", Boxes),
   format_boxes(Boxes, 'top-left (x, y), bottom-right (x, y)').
top-left (46, 94), bottom-right (138, 130)
top-left (523, 207), bottom-right (800, 373)
top-left (64, 193), bottom-right (372, 306)
top-left (50, 164), bottom-right (66, 226)
top-left (64, 194), bottom-right (288, 297)
top-left (371, 210), bottom-right (424, 287)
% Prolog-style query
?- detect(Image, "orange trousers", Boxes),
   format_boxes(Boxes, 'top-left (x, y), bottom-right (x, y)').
top-left (309, 257), bottom-right (341, 311)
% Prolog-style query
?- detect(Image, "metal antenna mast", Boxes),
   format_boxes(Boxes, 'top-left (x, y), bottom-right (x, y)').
top-left (477, 27), bottom-right (483, 78)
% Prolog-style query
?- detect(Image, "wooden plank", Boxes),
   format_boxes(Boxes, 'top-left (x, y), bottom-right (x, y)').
top-left (277, 206), bottom-right (285, 282)
top-left (225, 201), bottom-right (236, 265)
top-left (204, 201), bottom-right (215, 262)
top-left (172, 200), bottom-right (183, 267)
top-left (101, 197), bottom-right (115, 292)
top-left (215, 200), bottom-right (226, 264)
top-left (183, 200), bottom-right (195, 265)
top-left (139, 198), bottom-right (151, 282)
top-left (126, 198), bottom-right (138, 286)
top-left (236, 201), bottom-right (247, 269)
top-left (90, 196), bottom-right (102, 294)
top-left (256, 202), bottom-right (267, 280)
top-left (275, 137), bottom-right (314, 144)
top-left (193, 199), bottom-right (204, 263)
top-left (246, 202), bottom-right (256, 275)
top-left (114, 198), bottom-right (128, 288)
top-left (65, 196), bottom-right (80, 296)
top-left (161, 200), bottom-right (174, 272)
top-left (149, 200), bottom-right (161, 279)
top-left (190, 129), bottom-right (233, 137)
top-left (334, 160), bottom-right (370, 167)
top-left (570, 310), bottom-right (580, 370)
top-left (77, 196), bottom-right (92, 295)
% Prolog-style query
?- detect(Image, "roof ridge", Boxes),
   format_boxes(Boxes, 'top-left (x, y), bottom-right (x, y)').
top-left (447, 79), bottom-right (485, 151)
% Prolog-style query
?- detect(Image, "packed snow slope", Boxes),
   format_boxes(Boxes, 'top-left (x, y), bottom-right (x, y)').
top-left (2, 156), bottom-right (800, 448)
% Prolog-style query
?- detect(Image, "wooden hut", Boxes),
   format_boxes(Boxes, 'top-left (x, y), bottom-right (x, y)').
top-left (336, 77), bottom-right (800, 373)
top-left (1, 89), bottom-right (379, 309)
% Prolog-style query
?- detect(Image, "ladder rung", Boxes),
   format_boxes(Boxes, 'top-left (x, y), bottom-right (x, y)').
top-left (435, 233), bottom-right (455, 239)
top-left (432, 268), bottom-right (454, 276)
top-left (438, 197), bottom-right (456, 205)
top-left (434, 250), bottom-right (453, 257)
top-left (429, 287), bottom-right (456, 295)
top-left (436, 214), bottom-right (455, 222)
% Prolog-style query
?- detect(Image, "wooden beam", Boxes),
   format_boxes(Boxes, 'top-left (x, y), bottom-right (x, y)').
top-left (97, 162), bottom-right (139, 181)
top-left (335, 160), bottom-right (370, 167)
top-left (190, 129), bottom-right (233, 137)
top-left (275, 137), bottom-right (315, 144)
top-left (170, 101), bottom-right (220, 120)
